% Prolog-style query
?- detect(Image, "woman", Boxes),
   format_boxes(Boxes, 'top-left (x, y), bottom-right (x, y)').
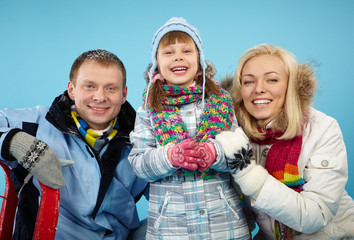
top-left (216, 43), bottom-right (354, 239)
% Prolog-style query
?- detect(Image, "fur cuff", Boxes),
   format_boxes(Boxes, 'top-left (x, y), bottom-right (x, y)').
top-left (215, 127), bottom-right (249, 159)
top-left (235, 162), bottom-right (268, 196)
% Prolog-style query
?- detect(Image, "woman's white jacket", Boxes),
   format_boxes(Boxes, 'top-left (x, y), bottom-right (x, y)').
top-left (244, 108), bottom-right (354, 239)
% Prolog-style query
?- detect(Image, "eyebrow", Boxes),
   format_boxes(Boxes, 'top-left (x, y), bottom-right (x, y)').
top-left (242, 71), bottom-right (280, 78)
top-left (264, 71), bottom-right (280, 75)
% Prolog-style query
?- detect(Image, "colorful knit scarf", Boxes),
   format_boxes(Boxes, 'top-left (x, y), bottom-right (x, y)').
top-left (71, 105), bottom-right (119, 152)
top-left (252, 129), bottom-right (304, 240)
top-left (148, 84), bottom-right (234, 179)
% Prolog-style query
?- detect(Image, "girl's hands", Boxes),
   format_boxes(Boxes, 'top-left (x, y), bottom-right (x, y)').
top-left (167, 139), bottom-right (217, 172)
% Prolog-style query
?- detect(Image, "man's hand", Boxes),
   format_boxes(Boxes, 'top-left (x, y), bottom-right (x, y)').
top-left (9, 131), bottom-right (65, 189)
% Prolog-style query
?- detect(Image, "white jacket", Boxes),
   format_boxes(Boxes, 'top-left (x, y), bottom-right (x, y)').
top-left (222, 108), bottom-right (354, 240)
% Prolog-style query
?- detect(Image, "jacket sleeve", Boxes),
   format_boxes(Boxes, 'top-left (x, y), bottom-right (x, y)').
top-left (251, 111), bottom-right (348, 234)
top-left (0, 106), bottom-right (47, 163)
top-left (128, 106), bottom-right (177, 182)
top-left (211, 117), bottom-right (240, 172)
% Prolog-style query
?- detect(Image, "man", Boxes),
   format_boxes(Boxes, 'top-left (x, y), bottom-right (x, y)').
top-left (0, 49), bottom-right (147, 239)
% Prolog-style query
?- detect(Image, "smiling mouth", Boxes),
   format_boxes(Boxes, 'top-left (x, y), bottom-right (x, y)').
top-left (90, 106), bottom-right (109, 111)
top-left (171, 67), bottom-right (188, 73)
top-left (253, 99), bottom-right (271, 104)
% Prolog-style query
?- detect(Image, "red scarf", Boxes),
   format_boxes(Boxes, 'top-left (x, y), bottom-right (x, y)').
top-left (252, 129), bottom-right (304, 239)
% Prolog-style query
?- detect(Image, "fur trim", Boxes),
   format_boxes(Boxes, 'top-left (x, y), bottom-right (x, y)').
top-left (296, 63), bottom-right (317, 118)
top-left (220, 75), bottom-right (233, 92)
top-left (144, 61), bottom-right (216, 84)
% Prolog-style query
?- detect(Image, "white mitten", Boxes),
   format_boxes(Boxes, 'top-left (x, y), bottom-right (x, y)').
top-left (216, 127), bottom-right (268, 196)
top-left (9, 131), bottom-right (65, 189)
top-left (215, 127), bottom-right (249, 159)
top-left (216, 127), bottom-right (252, 171)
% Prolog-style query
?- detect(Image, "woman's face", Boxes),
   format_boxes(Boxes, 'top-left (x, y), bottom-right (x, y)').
top-left (240, 55), bottom-right (288, 120)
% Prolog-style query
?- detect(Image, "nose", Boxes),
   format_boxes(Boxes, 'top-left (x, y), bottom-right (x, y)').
top-left (174, 51), bottom-right (183, 61)
top-left (255, 81), bottom-right (265, 94)
top-left (93, 88), bottom-right (107, 102)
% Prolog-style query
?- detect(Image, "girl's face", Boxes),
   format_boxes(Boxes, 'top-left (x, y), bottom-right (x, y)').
top-left (240, 55), bottom-right (288, 120)
top-left (157, 40), bottom-right (199, 87)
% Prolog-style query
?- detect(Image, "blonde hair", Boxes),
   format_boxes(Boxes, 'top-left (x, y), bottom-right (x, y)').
top-left (231, 44), bottom-right (304, 140)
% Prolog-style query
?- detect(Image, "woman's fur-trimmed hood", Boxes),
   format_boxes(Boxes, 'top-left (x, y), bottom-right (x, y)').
top-left (221, 63), bottom-right (317, 130)
top-left (144, 60), bottom-right (217, 83)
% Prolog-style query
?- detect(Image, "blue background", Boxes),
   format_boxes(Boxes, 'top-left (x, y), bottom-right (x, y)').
top-left (1, 0), bottom-right (353, 226)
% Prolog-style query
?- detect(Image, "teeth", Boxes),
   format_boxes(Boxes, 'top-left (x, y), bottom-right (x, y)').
top-left (92, 107), bottom-right (106, 110)
top-left (172, 67), bottom-right (187, 72)
top-left (253, 100), bottom-right (271, 104)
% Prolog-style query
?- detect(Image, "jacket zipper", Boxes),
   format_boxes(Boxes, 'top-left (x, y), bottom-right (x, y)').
top-left (217, 185), bottom-right (240, 220)
top-left (154, 191), bottom-right (172, 230)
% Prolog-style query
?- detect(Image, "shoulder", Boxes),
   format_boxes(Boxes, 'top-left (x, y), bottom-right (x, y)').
top-left (306, 108), bottom-right (340, 134)
top-left (301, 108), bottom-right (345, 161)
top-left (0, 105), bottom-right (49, 123)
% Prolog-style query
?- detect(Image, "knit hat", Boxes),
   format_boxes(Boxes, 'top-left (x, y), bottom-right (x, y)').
top-left (145, 17), bottom-right (208, 109)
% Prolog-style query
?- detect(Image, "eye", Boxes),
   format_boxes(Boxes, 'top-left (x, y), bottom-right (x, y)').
top-left (84, 84), bottom-right (95, 90)
top-left (268, 78), bottom-right (278, 83)
top-left (183, 49), bottom-right (192, 53)
top-left (242, 79), bottom-right (253, 85)
top-left (106, 87), bottom-right (117, 92)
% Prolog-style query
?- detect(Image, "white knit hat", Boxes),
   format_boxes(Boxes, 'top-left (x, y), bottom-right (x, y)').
top-left (145, 17), bottom-right (207, 109)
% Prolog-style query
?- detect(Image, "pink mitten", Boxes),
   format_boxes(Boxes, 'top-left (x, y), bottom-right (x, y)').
top-left (167, 139), bottom-right (200, 171)
top-left (191, 141), bottom-right (216, 172)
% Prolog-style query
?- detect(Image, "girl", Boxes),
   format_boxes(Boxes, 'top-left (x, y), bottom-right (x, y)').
top-left (128, 17), bottom-right (251, 239)
top-left (217, 43), bottom-right (354, 239)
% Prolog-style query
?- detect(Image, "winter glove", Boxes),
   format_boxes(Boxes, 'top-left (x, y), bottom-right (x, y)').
top-left (185, 141), bottom-right (216, 172)
top-left (216, 127), bottom-right (268, 196)
top-left (167, 139), bottom-right (200, 171)
top-left (9, 131), bottom-right (65, 189)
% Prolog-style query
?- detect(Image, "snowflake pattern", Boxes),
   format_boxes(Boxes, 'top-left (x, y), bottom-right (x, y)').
top-left (22, 140), bottom-right (48, 170)
top-left (228, 145), bottom-right (253, 175)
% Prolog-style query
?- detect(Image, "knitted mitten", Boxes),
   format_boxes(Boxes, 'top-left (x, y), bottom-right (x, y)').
top-left (188, 141), bottom-right (216, 172)
top-left (167, 139), bottom-right (201, 171)
top-left (9, 131), bottom-right (65, 189)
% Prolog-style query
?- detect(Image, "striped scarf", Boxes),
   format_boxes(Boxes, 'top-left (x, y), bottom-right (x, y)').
top-left (148, 84), bottom-right (234, 178)
top-left (252, 130), bottom-right (304, 240)
top-left (71, 106), bottom-right (119, 152)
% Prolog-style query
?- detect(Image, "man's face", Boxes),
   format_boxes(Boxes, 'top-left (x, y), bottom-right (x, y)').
top-left (67, 61), bottom-right (127, 130)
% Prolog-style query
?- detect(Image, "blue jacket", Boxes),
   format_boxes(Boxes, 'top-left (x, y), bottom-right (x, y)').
top-left (0, 91), bottom-right (148, 240)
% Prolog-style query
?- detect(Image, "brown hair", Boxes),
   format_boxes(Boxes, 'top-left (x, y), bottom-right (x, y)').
top-left (69, 49), bottom-right (127, 87)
